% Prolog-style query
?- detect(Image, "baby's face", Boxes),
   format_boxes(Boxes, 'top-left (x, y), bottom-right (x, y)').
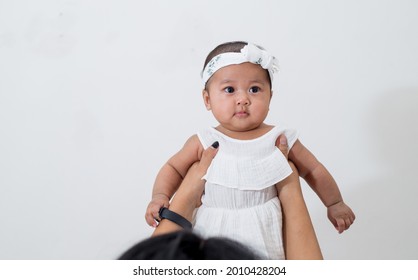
top-left (203, 62), bottom-right (272, 133)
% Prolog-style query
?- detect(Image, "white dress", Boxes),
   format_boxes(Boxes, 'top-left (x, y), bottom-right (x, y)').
top-left (193, 125), bottom-right (298, 259)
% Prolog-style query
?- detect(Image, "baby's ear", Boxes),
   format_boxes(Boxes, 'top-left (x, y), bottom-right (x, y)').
top-left (202, 89), bottom-right (211, 110)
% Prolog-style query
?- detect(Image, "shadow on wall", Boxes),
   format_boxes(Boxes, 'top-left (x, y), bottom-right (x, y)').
top-left (339, 88), bottom-right (418, 259)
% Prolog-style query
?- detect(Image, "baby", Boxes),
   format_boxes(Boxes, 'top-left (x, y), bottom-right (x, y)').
top-left (145, 41), bottom-right (355, 258)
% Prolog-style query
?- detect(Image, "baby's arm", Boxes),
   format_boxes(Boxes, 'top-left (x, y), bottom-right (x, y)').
top-left (145, 135), bottom-right (203, 227)
top-left (288, 140), bottom-right (355, 233)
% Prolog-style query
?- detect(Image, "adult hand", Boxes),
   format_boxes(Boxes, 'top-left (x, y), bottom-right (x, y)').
top-left (175, 141), bottom-right (219, 209)
top-left (275, 134), bottom-right (323, 259)
top-left (152, 141), bottom-right (219, 236)
top-left (276, 134), bottom-right (290, 159)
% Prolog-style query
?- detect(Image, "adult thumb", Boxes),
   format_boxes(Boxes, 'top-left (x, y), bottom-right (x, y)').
top-left (276, 135), bottom-right (289, 159)
top-left (199, 141), bottom-right (219, 170)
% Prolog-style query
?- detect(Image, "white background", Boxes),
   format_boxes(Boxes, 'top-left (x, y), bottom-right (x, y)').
top-left (1, 0), bottom-right (417, 259)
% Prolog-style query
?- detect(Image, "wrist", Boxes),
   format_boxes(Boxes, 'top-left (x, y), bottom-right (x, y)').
top-left (152, 193), bottom-right (170, 200)
top-left (159, 207), bottom-right (192, 229)
top-left (168, 190), bottom-right (197, 221)
top-left (326, 199), bottom-right (343, 208)
top-left (175, 175), bottom-right (205, 207)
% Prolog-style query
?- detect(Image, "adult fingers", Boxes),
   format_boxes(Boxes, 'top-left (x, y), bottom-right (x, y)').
top-left (276, 134), bottom-right (289, 159)
top-left (198, 141), bottom-right (219, 173)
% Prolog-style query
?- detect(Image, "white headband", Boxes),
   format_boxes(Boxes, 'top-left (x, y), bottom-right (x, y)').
top-left (201, 43), bottom-right (279, 86)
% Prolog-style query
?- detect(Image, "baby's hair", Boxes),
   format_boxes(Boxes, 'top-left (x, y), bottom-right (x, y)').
top-left (202, 41), bottom-right (272, 88)
top-left (202, 41), bottom-right (248, 71)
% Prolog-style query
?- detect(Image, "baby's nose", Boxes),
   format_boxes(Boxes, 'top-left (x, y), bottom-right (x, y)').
top-left (236, 92), bottom-right (250, 106)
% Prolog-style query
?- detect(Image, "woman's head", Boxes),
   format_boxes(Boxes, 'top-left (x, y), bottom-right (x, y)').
top-left (119, 231), bottom-right (259, 260)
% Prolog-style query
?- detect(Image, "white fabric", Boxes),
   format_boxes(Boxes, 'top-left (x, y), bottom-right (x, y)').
top-left (201, 43), bottom-right (279, 85)
top-left (194, 125), bottom-right (298, 259)
top-left (198, 126), bottom-right (298, 190)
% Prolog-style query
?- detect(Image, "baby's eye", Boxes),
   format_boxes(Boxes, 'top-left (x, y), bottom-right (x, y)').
top-left (249, 86), bottom-right (260, 94)
top-left (224, 86), bottom-right (235, 94)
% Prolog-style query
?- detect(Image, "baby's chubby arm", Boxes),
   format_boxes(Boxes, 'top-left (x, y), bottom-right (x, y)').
top-left (145, 135), bottom-right (204, 227)
top-left (288, 140), bottom-right (355, 233)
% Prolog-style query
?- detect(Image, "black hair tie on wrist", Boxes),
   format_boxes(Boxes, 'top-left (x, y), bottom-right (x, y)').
top-left (159, 207), bottom-right (192, 230)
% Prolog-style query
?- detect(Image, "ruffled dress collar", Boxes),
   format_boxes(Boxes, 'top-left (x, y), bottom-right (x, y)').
top-left (197, 125), bottom-right (298, 190)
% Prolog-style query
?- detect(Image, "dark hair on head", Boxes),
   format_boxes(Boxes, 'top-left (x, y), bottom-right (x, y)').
top-left (202, 41), bottom-right (248, 71)
top-left (202, 41), bottom-right (271, 89)
top-left (118, 231), bottom-right (260, 260)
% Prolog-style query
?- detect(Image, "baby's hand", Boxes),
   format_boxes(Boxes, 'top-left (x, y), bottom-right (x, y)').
top-left (145, 194), bottom-right (170, 227)
top-left (327, 201), bottom-right (356, 234)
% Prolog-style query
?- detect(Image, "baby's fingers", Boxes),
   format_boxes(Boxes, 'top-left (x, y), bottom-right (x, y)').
top-left (349, 210), bottom-right (356, 223)
top-left (335, 217), bottom-right (346, 234)
top-left (335, 215), bottom-right (355, 234)
top-left (145, 212), bottom-right (155, 227)
top-left (145, 210), bottom-right (158, 228)
top-left (344, 217), bottom-right (352, 230)
top-left (145, 204), bottom-right (163, 228)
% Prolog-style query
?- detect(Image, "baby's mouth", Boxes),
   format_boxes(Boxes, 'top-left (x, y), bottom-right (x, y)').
top-left (234, 111), bottom-right (249, 117)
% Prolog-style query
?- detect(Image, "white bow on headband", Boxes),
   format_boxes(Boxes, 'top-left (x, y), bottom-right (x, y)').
top-left (201, 43), bottom-right (279, 85)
